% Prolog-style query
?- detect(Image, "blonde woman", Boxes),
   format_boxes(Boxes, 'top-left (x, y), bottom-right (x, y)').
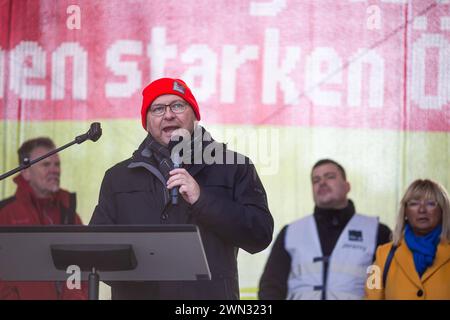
top-left (366, 179), bottom-right (450, 299)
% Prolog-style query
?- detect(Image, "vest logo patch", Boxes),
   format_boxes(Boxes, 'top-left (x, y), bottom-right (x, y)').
top-left (349, 230), bottom-right (363, 241)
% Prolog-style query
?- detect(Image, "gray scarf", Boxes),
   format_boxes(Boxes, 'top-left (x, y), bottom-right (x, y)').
top-left (145, 126), bottom-right (207, 180)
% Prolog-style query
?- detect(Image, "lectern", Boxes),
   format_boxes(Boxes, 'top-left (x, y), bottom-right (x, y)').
top-left (0, 225), bottom-right (211, 300)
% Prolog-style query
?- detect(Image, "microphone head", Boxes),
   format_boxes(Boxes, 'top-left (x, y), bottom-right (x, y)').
top-left (88, 122), bottom-right (102, 142)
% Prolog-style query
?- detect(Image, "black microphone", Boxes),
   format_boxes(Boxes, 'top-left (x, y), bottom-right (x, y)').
top-left (170, 151), bottom-right (181, 205)
top-left (168, 131), bottom-right (189, 206)
top-left (87, 122), bottom-right (102, 142)
top-left (75, 122), bottom-right (102, 144)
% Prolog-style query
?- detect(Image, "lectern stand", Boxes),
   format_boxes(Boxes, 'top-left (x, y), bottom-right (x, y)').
top-left (51, 243), bottom-right (138, 299)
top-left (0, 225), bottom-right (211, 300)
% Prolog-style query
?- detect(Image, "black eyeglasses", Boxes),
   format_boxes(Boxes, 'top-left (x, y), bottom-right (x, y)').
top-left (149, 101), bottom-right (187, 116)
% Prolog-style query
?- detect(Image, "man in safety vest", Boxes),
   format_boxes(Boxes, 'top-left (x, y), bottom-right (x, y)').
top-left (259, 159), bottom-right (391, 300)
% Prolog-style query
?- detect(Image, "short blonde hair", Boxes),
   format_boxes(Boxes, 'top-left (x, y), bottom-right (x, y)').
top-left (392, 179), bottom-right (450, 245)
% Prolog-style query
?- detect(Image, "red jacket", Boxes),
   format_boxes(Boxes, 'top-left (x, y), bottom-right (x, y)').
top-left (0, 175), bottom-right (87, 300)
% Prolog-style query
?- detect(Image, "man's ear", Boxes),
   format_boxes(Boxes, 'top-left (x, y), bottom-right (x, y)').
top-left (21, 169), bottom-right (31, 181)
top-left (345, 181), bottom-right (351, 194)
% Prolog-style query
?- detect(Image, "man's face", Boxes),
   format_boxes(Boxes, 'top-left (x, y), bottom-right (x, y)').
top-left (22, 147), bottom-right (61, 198)
top-left (146, 94), bottom-right (197, 146)
top-left (311, 163), bottom-right (350, 209)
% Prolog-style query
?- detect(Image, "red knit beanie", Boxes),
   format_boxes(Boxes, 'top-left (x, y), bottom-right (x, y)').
top-left (141, 78), bottom-right (201, 130)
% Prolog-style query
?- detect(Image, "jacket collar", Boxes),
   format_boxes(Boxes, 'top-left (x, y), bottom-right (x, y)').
top-left (422, 241), bottom-right (450, 282)
top-left (394, 240), bottom-right (422, 287)
top-left (131, 137), bottom-right (155, 165)
top-left (130, 126), bottom-right (222, 177)
top-left (14, 174), bottom-right (37, 203)
top-left (313, 199), bottom-right (355, 228)
top-left (395, 238), bottom-right (450, 286)
top-left (13, 174), bottom-right (70, 209)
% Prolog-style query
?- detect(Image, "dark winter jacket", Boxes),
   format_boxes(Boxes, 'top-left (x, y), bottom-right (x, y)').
top-left (90, 134), bottom-right (274, 300)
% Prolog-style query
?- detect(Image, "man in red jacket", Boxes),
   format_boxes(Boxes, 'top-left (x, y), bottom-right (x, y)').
top-left (0, 137), bottom-right (87, 300)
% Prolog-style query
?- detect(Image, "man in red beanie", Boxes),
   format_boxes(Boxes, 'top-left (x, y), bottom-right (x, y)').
top-left (90, 78), bottom-right (274, 300)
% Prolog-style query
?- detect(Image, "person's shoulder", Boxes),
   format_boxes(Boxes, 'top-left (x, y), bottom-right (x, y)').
top-left (354, 212), bottom-right (379, 221)
top-left (206, 145), bottom-right (254, 177)
top-left (378, 222), bottom-right (392, 234)
top-left (0, 196), bottom-right (16, 211)
top-left (287, 214), bottom-right (313, 228)
top-left (377, 241), bottom-right (394, 253)
top-left (105, 157), bottom-right (134, 174)
top-left (354, 214), bottom-right (392, 231)
top-left (277, 224), bottom-right (289, 235)
top-left (0, 196), bottom-right (17, 223)
top-left (220, 145), bottom-right (252, 166)
top-left (375, 241), bottom-right (396, 265)
top-left (54, 188), bottom-right (75, 200)
top-left (438, 241), bottom-right (450, 252)
top-left (375, 221), bottom-right (392, 245)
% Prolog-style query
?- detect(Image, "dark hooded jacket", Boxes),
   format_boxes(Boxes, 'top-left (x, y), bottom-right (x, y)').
top-left (90, 130), bottom-right (274, 299)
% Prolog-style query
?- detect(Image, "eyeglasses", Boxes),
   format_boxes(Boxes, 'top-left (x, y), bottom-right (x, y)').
top-left (149, 101), bottom-right (187, 116)
top-left (406, 199), bottom-right (438, 210)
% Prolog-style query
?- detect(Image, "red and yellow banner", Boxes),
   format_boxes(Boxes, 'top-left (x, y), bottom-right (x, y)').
top-left (1, 0), bottom-right (449, 130)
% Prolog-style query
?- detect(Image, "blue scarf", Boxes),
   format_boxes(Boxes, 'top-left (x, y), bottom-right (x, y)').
top-left (404, 223), bottom-right (442, 278)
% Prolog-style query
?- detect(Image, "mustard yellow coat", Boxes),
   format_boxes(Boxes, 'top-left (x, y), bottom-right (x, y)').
top-left (365, 239), bottom-right (450, 300)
